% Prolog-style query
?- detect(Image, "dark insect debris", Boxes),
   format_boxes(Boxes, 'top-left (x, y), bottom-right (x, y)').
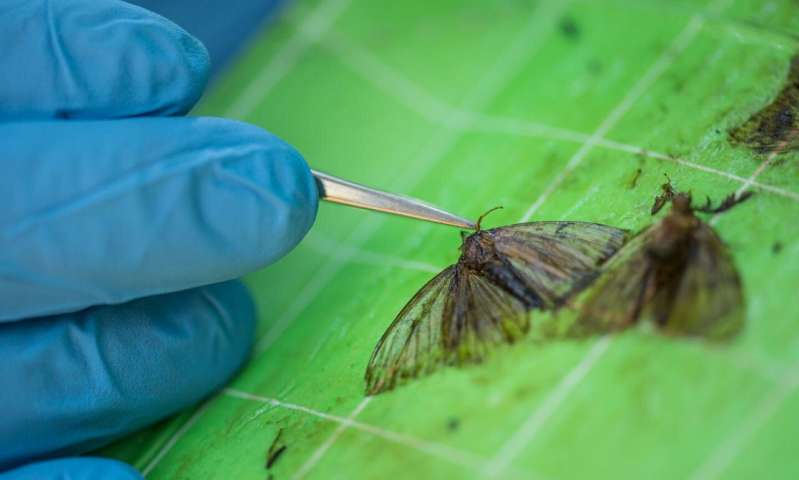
top-left (365, 208), bottom-right (628, 394)
top-left (628, 168), bottom-right (643, 190)
top-left (772, 242), bottom-right (783, 255)
top-left (446, 417), bottom-right (461, 432)
top-left (728, 54), bottom-right (799, 154)
top-left (571, 182), bottom-right (751, 340)
top-left (266, 429), bottom-right (287, 470)
top-left (558, 16), bottom-right (580, 40)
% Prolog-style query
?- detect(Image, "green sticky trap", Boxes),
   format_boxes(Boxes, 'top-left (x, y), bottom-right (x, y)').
top-left (98, 0), bottom-right (799, 479)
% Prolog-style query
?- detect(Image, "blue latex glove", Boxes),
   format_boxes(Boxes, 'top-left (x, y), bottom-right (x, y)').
top-left (0, 0), bottom-right (318, 478)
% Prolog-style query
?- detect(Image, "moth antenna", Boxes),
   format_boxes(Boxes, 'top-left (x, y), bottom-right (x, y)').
top-left (694, 191), bottom-right (754, 214)
top-left (476, 206), bottom-right (503, 231)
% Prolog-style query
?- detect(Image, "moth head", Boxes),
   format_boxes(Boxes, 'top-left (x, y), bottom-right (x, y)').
top-left (460, 229), bottom-right (492, 266)
top-left (671, 192), bottom-right (693, 214)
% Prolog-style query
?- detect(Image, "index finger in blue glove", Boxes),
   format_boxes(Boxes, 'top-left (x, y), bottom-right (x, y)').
top-left (0, 457), bottom-right (142, 480)
top-left (0, 117), bottom-right (318, 321)
top-left (0, 0), bottom-right (209, 120)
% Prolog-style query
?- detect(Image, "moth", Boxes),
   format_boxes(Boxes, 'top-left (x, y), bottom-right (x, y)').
top-left (365, 209), bottom-right (628, 395)
top-left (728, 54), bottom-right (799, 155)
top-left (571, 182), bottom-right (751, 340)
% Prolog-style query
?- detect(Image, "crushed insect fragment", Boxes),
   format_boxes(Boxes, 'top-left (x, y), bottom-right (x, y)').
top-left (446, 417), bottom-right (461, 432)
top-left (365, 209), bottom-right (628, 395)
top-left (628, 168), bottom-right (643, 189)
top-left (266, 429), bottom-right (287, 470)
top-left (571, 181), bottom-right (751, 341)
top-left (772, 242), bottom-right (783, 254)
top-left (728, 54), bottom-right (799, 154)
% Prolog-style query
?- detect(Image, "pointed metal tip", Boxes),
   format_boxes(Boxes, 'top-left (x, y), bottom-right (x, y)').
top-left (312, 169), bottom-right (478, 231)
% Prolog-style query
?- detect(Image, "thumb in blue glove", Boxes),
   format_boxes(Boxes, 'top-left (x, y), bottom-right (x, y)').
top-left (0, 0), bottom-right (318, 478)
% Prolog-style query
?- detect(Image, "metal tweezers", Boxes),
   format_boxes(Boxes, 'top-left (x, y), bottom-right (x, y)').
top-left (312, 170), bottom-right (476, 230)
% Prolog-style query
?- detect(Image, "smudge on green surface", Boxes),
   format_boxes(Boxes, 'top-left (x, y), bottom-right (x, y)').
top-left (728, 54), bottom-right (799, 154)
top-left (446, 417), bottom-right (460, 432)
top-left (558, 15), bottom-right (579, 40)
top-left (772, 241), bottom-right (783, 254)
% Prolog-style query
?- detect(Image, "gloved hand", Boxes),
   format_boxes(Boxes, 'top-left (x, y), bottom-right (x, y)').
top-left (0, 0), bottom-right (318, 478)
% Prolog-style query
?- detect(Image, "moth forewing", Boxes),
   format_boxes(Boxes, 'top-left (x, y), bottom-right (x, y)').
top-left (489, 222), bottom-right (629, 307)
top-left (657, 223), bottom-right (745, 340)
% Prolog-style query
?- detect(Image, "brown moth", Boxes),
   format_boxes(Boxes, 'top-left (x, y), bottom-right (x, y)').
top-left (571, 182), bottom-right (751, 340)
top-left (365, 209), bottom-right (628, 395)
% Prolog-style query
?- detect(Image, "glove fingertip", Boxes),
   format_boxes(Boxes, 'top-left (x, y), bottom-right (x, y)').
top-left (279, 144), bottom-right (320, 251)
top-left (0, 457), bottom-right (142, 480)
top-left (206, 118), bottom-right (320, 265)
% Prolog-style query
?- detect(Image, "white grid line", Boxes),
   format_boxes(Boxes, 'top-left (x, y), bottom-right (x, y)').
top-left (481, 8), bottom-right (719, 475)
top-left (292, 397), bottom-right (373, 480)
top-left (224, 389), bottom-right (485, 469)
top-left (596, 138), bottom-right (795, 198)
top-left (519, 14), bottom-right (705, 222)
top-left (251, 4), bottom-right (575, 476)
top-left (225, 389), bottom-right (541, 480)
top-left (315, 26), bottom-right (799, 204)
top-left (254, 0), bottom-right (571, 355)
top-left (141, 398), bottom-right (214, 477)
top-left (709, 140), bottom-right (788, 227)
top-left (142, 0), bottom-right (795, 476)
top-left (737, 152), bottom-right (778, 196)
top-left (688, 139), bottom-right (796, 479)
top-left (560, 185), bottom-right (600, 219)
top-left (483, 337), bottom-right (612, 478)
top-left (322, 29), bottom-right (459, 126)
top-left (689, 371), bottom-right (799, 480)
top-left (137, 1), bottom-right (351, 474)
top-left (224, 0), bottom-right (352, 119)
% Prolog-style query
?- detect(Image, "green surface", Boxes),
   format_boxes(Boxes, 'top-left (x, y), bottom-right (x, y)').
top-left (100, 0), bottom-right (799, 478)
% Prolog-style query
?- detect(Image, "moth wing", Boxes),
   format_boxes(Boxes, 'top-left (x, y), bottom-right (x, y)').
top-left (658, 223), bottom-right (744, 340)
top-left (570, 228), bottom-right (654, 337)
top-left (365, 266), bottom-right (454, 395)
top-left (443, 269), bottom-right (530, 363)
top-left (490, 221), bottom-right (628, 306)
